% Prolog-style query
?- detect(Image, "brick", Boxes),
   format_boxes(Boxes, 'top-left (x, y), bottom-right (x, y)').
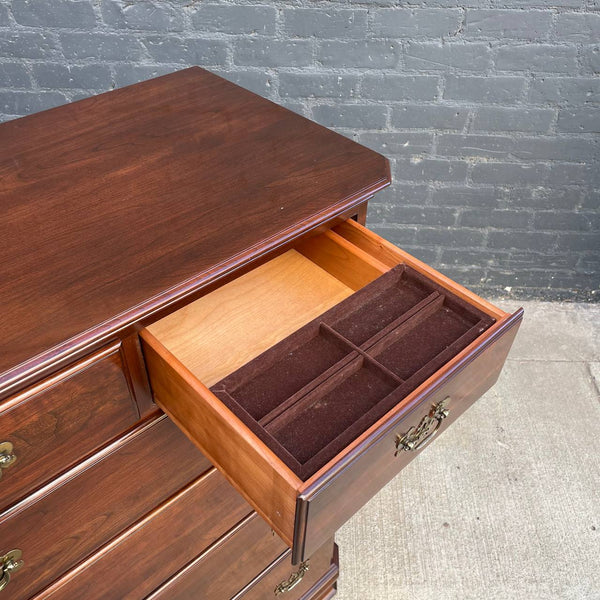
top-left (581, 46), bottom-right (600, 74)
top-left (312, 104), bottom-right (387, 129)
top-left (496, 44), bottom-right (578, 73)
top-left (371, 8), bottom-right (462, 37)
top-left (0, 90), bottom-right (68, 115)
top-left (437, 134), bottom-right (513, 158)
top-left (488, 230), bottom-right (556, 251)
top-left (396, 205), bottom-right (458, 226)
top-left (490, 0), bottom-right (581, 8)
top-left (416, 226), bottom-right (486, 247)
top-left (441, 248), bottom-right (502, 267)
top-left (279, 73), bottom-right (358, 99)
top-left (472, 107), bottom-right (553, 132)
top-left (33, 63), bottom-right (112, 90)
top-left (500, 251), bottom-right (578, 270)
top-left (405, 42), bottom-right (491, 72)
top-left (318, 40), bottom-right (400, 68)
top-left (546, 163), bottom-right (600, 187)
top-left (556, 232), bottom-right (600, 252)
top-left (12, 0), bottom-right (96, 28)
top-left (369, 224), bottom-right (418, 246)
top-left (214, 70), bottom-right (273, 98)
top-left (278, 101), bottom-right (306, 117)
top-left (0, 63), bottom-right (31, 88)
top-left (113, 64), bottom-right (176, 88)
top-left (437, 265), bottom-right (486, 287)
top-left (395, 158), bottom-right (468, 182)
top-left (554, 13), bottom-right (600, 43)
top-left (362, 74), bottom-right (438, 101)
top-left (472, 163), bottom-right (548, 185)
top-left (519, 186), bottom-right (590, 210)
top-left (512, 137), bottom-right (600, 162)
top-left (102, 0), bottom-right (184, 32)
top-left (444, 76), bottom-right (525, 104)
top-left (431, 186), bottom-right (501, 207)
top-left (465, 9), bottom-right (552, 40)
top-left (0, 32), bottom-right (58, 59)
top-left (529, 77), bottom-right (600, 105)
top-left (392, 104), bottom-right (468, 130)
top-left (235, 39), bottom-right (312, 67)
top-left (192, 4), bottom-right (276, 35)
top-left (143, 37), bottom-right (228, 65)
top-left (460, 208), bottom-right (531, 229)
top-left (359, 132), bottom-right (433, 155)
top-left (61, 33), bottom-right (145, 61)
top-left (557, 108), bottom-right (600, 133)
top-left (534, 211), bottom-right (594, 231)
top-left (284, 8), bottom-right (367, 39)
top-left (371, 183), bottom-right (430, 205)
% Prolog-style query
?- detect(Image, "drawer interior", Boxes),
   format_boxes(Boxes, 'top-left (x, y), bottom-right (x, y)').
top-left (146, 227), bottom-right (496, 481)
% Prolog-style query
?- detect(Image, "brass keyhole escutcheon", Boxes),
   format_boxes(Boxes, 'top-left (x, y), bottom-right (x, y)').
top-left (274, 560), bottom-right (309, 595)
top-left (0, 442), bottom-right (17, 479)
top-left (0, 549), bottom-right (24, 592)
top-left (394, 397), bottom-right (451, 456)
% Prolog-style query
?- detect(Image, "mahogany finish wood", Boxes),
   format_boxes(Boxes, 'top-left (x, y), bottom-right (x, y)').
top-left (39, 468), bottom-right (251, 600)
top-left (0, 67), bottom-right (390, 396)
top-left (0, 415), bottom-right (209, 600)
top-left (236, 540), bottom-right (337, 600)
top-left (0, 343), bottom-right (138, 512)
top-left (147, 513), bottom-right (287, 600)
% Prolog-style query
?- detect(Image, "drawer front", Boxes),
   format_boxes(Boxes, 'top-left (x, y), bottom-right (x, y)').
top-left (148, 513), bottom-right (287, 600)
top-left (0, 415), bottom-right (209, 600)
top-left (236, 541), bottom-right (337, 600)
top-left (39, 468), bottom-right (250, 600)
top-left (296, 311), bottom-right (522, 561)
top-left (0, 343), bottom-right (138, 511)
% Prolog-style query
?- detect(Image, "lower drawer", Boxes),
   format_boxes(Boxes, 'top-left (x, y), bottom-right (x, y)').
top-left (236, 541), bottom-right (338, 600)
top-left (147, 515), bottom-right (336, 600)
top-left (0, 415), bottom-right (208, 600)
top-left (37, 467), bottom-right (250, 599)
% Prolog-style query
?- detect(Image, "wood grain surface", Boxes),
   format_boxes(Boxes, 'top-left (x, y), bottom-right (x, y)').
top-left (0, 415), bottom-right (209, 600)
top-left (0, 66), bottom-right (389, 395)
top-left (0, 343), bottom-right (138, 512)
top-left (39, 468), bottom-right (250, 600)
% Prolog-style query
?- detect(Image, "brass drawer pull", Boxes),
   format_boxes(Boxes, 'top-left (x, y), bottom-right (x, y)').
top-left (395, 397), bottom-right (450, 455)
top-left (0, 443), bottom-right (17, 479)
top-left (0, 549), bottom-right (24, 592)
top-left (274, 560), bottom-right (309, 595)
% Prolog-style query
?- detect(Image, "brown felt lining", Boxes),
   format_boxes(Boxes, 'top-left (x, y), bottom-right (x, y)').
top-left (210, 264), bottom-right (495, 481)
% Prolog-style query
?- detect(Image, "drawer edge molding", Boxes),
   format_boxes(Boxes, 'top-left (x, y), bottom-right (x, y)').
top-left (293, 309), bottom-right (523, 563)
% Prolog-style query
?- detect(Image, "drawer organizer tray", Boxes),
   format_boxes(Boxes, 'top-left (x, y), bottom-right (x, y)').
top-left (211, 264), bottom-right (494, 480)
top-left (141, 219), bottom-right (522, 564)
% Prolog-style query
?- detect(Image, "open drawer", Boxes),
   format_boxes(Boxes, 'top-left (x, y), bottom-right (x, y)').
top-left (140, 220), bottom-right (523, 564)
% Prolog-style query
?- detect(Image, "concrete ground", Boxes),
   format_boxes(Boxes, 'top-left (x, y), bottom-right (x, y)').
top-left (336, 300), bottom-right (599, 600)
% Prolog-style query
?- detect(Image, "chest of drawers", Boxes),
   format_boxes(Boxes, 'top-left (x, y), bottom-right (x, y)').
top-left (0, 67), bottom-right (521, 598)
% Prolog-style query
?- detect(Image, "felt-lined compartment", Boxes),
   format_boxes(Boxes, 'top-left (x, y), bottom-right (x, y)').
top-left (210, 263), bottom-right (495, 481)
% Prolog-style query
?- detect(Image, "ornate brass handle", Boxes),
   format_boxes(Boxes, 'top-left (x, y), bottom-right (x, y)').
top-left (274, 560), bottom-right (309, 595)
top-left (0, 549), bottom-right (24, 592)
top-left (395, 397), bottom-right (450, 455)
top-left (0, 443), bottom-right (17, 479)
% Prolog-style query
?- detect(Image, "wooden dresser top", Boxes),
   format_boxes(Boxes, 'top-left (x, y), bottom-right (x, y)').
top-left (0, 67), bottom-right (389, 392)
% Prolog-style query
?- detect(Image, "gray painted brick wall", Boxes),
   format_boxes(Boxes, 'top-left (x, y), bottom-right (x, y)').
top-left (0, 0), bottom-right (598, 301)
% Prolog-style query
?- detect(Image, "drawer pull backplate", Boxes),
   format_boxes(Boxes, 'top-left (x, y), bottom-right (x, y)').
top-left (0, 549), bottom-right (24, 592)
top-left (0, 443), bottom-right (16, 479)
top-left (394, 397), bottom-right (450, 455)
top-left (274, 560), bottom-right (309, 595)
